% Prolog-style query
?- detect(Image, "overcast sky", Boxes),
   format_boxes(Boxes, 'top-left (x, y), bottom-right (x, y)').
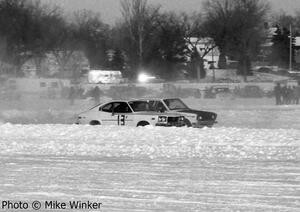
top-left (44, 0), bottom-right (300, 25)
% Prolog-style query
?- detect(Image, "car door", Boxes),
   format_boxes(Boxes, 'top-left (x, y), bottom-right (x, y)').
top-left (98, 102), bottom-right (118, 125)
top-left (113, 102), bottom-right (134, 126)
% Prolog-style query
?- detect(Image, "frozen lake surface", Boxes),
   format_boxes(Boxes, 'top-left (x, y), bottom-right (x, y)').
top-left (0, 98), bottom-right (299, 211)
top-left (0, 124), bottom-right (299, 211)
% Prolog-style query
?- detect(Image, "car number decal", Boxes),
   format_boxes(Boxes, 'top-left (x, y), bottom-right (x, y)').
top-left (118, 115), bottom-right (126, 125)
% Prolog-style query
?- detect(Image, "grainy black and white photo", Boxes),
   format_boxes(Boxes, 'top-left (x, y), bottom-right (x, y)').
top-left (0, 0), bottom-right (299, 211)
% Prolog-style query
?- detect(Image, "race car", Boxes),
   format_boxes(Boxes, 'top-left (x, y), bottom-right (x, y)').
top-left (137, 98), bottom-right (217, 128)
top-left (75, 100), bottom-right (185, 127)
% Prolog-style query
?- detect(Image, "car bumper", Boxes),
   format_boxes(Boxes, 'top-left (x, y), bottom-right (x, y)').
top-left (155, 122), bottom-right (186, 127)
top-left (193, 120), bottom-right (217, 128)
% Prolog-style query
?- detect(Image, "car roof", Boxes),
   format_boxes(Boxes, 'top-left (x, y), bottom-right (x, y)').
top-left (135, 98), bottom-right (163, 101)
top-left (135, 97), bottom-right (180, 101)
top-left (99, 99), bottom-right (161, 105)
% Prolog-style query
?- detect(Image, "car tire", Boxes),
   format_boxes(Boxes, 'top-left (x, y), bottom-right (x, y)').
top-left (184, 118), bottom-right (192, 127)
top-left (137, 121), bottom-right (150, 127)
top-left (89, 120), bottom-right (101, 125)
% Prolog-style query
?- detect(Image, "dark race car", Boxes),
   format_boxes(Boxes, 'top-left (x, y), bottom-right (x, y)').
top-left (139, 98), bottom-right (217, 128)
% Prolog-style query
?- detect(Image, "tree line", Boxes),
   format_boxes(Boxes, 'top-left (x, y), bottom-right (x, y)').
top-left (0, 0), bottom-right (298, 81)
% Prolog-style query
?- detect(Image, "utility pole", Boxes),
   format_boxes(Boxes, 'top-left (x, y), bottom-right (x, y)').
top-left (289, 24), bottom-right (292, 72)
top-left (212, 46), bottom-right (215, 82)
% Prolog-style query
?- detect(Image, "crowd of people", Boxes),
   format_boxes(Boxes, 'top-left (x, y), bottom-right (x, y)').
top-left (274, 83), bottom-right (300, 105)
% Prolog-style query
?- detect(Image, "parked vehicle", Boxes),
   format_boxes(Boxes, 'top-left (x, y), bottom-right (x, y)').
top-left (237, 85), bottom-right (264, 98)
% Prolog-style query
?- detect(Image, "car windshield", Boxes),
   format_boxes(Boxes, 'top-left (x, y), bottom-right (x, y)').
top-left (129, 101), bottom-right (157, 112)
top-left (163, 98), bottom-right (189, 110)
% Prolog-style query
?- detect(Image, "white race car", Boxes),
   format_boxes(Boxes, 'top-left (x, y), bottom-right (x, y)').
top-left (75, 100), bottom-right (185, 127)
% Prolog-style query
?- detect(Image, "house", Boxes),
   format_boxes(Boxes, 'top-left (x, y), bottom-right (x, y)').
top-left (187, 37), bottom-right (220, 69)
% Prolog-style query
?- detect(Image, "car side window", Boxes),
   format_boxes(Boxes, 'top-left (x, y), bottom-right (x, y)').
top-left (113, 102), bottom-right (132, 113)
top-left (101, 103), bottom-right (113, 112)
top-left (148, 101), bottom-right (166, 112)
top-left (156, 101), bottom-right (167, 112)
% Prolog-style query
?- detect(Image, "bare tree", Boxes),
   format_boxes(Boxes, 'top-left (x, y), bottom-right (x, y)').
top-left (49, 21), bottom-right (78, 75)
top-left (203, 0), bottom-right (270, 81)
top-left (73, 9), bottom-right (110, 69)
top-left (0, 0), bottom-right (33, 75)
top-left (0, 0), bottom-right (65, 76)
top-left (28, 1), bottom-right (64, 76)
top-left (181, 13), bottom-right (215, 81)
top-left (120, 0), bottom-right (160, 70)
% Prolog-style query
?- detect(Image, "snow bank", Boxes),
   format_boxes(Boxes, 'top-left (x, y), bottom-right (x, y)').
top-left (0, 124), bottom-right (298, 160)
top-left (0, 109), bottom-right (76, 124)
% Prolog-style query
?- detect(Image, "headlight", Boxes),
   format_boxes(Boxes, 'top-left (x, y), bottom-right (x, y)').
top-left (179, 116), bottom-right (184, 121)
top-left (158, 116), bottom-right (167, 122)
top-left (197, 116), bottom-right (202, 120)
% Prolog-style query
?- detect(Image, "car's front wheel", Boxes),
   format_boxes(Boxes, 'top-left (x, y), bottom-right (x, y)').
top-left (137, 121), bottom-right (150, 127)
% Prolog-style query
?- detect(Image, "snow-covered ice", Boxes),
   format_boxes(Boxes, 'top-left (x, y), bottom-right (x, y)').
top-left (0, 124), bottom-right (299, 211)
top-left (0, 97), bottom-right (299, 211)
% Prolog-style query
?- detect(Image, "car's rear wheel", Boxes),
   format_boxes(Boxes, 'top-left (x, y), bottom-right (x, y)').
top-left (90, 120), bottom-right (101, 125)
top-left (137, 121), bottom-right (150, 127)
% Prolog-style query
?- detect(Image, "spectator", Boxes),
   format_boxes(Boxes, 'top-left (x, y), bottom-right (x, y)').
top-left (281, 85), bottom-right (288, 105)
top-left (274, 83), bottom-right (282, 105)
top-left (77, 87), bottom-right (84, 99)
top-left (69, 86), bottom-right (76, 105)
top-left (91, 86), bottom-right (101, 104)
top-left (287, 86), bottom-right (293, 105)
top-left (293, 85), bottom-right (300, 105)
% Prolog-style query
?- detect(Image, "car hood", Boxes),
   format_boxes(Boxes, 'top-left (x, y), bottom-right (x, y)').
top-left (175, 109), bottom-right (217, 120)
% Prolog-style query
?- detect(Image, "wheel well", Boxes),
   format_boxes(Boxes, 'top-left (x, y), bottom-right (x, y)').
top-left (137, 121), bottom-right (150, 127)
top-left (89, 120), bottom-right (101, 125)
top-left (184, 118), bottom-right (192, 127)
